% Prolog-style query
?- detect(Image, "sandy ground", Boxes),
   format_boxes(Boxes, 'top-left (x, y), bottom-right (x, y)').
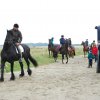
top-left (0, 56), bottom-right (100, 100)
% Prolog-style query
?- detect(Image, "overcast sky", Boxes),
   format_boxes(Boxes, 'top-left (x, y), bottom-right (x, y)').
top-left (0, 0), bottom-right (100, 45)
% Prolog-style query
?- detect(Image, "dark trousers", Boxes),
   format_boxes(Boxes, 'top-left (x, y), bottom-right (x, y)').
top-left (88, 59), bottom-right (93, 67)
top-left (94, 55), bottom-right (97, 62)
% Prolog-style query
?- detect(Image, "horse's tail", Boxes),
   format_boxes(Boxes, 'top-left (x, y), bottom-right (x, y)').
top-left (29, 54), bottom-right (38, 67)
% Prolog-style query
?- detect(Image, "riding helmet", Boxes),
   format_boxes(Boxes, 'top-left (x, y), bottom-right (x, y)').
top-left (13, 23), bottom-right (19, 28)
top-left (61, 35), bottom-right (64, 37)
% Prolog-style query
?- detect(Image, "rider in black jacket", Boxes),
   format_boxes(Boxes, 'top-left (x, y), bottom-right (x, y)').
top-left (10, 23), bottom-right (23, 62)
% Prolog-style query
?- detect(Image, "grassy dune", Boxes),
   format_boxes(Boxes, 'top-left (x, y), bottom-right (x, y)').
top-left (0, 46), bottom-right (83, 72)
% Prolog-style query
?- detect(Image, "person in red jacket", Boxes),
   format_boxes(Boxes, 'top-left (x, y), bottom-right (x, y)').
top-left (92, 44), bottom-right (98, 62)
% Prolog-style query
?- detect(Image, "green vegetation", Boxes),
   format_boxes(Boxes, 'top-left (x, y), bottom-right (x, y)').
top-left (75, 46), bottom-right (84, 56)
top-left (0, 46), bottom-right (83, 72)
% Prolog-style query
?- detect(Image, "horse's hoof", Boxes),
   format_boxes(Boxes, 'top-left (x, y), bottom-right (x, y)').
top-left (10, 76), bottom-right (15, 80)
top-left (66, 62), bottom-right (68, 64)
top-left (0, 78), bottom-right (4, 82)
top-left (27, 70), bottom-right (32, 76)
top-left (19, 73), bottom-right (25, 77)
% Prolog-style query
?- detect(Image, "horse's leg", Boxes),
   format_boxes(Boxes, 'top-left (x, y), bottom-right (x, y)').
top-left (66, 53), bottom-right (68, 64)
top-left (74, 50), bottom-right (76, 56)
top-left (10, 62), bottom-right (15, 80)
top-left (49, 49), bottom-right (50, 57)
top-left (62, 54), bottom-right (64, 64)
top-left (19, 61), bottom-right (25, 77)
top-left (24, 58), bottom-right (32, 76)
top-left (69, 52), bottom-right (71, 58)
top-left (83, 48), bottom-right (85, 58)
top-left (0, 60), bottom-right (5, 82)
top-left (72, 51), bottom-right (74, 58)
top-left (51, 51), bottom-right (53, 57)
top-left (53, 52), bottom-right (58, 62)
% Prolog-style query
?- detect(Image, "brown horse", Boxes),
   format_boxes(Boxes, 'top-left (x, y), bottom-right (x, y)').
top-left (68, 46), bottom-right (75, 58)
top-left (81, 41), bottom-right (89, 57)
top-left (48, 43), bottom-right (61, 62)
top-left (48, 39), bottom-right (54, 57)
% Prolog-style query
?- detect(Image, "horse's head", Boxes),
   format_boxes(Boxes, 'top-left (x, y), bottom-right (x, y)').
top-left (81, 41), bottom-right (84, 45)
top-left (3, 30), bottom-right (13, 49)
top-left (48, 39), bottom-right (51, 44)
top-left (5, 30), bottom-right (13, 44)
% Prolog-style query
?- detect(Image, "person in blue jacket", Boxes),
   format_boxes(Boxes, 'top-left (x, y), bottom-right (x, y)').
top-left (60, 35), bottom-right (65, 46)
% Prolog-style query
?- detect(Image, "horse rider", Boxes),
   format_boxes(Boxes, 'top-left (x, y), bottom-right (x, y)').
top-left (85, 39), bottom-right (89, 47)
top-left (50, 37), bottom-right (54, 47)
top-left (60, 35), bottom-right (66, 46)
top-left (10, 23), bottom-right (23, 62)
top-left (68, 38), bottom-right (75, 55)
top-left (68, 38), bottom-right (72, 48)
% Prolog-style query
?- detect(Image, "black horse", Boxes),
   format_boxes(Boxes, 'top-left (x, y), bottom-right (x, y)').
top-left (60, 41), bottom-right (69, 64)
top-left (0, 30), bottom-right (38, 82)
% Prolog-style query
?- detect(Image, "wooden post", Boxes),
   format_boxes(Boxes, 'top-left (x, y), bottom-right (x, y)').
top-left (95, 26), bottom-right (100, 73)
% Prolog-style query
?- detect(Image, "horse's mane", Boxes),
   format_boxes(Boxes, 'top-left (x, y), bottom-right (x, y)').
top-left (2, 30), bottom-right (13, 50)
top-left (4, 30), bottom-right (13, 43)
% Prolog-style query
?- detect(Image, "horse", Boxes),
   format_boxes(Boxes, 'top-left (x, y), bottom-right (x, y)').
top-left (68, 46), bottom-right (75, 58)
top-left (49, 40), bottom-right (68, 64)
top-left (48, 39), bottom-right (69, 63)
top-left (81, 41), bottom-right (89, 57)
top-left (60, 41), bottom-right (69, 64)
top-left (0, 30), bottom-right (38, 82)
top-left (48, 40), bottom-right (53, 57)
top-left (48, 41), bottom-right (61, 62)
top-left (48, 39), bottom-right (55, 57)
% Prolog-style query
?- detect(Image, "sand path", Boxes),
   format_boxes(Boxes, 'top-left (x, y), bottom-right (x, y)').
top-left (0, 56), bottom-right (100, 100)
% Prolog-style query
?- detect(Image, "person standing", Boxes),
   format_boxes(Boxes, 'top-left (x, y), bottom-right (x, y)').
top-left (91, 40), bottom-right (96, 48)
top-left (88, 50), bottom-right (94, 68)
top-left (92, 44), bottom-right (98, 62)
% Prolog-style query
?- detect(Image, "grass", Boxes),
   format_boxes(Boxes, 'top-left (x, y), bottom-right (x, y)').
top-left (0, 46), bottom-right (83, 72)
top-left (75, 46), bottom-right (84, 56)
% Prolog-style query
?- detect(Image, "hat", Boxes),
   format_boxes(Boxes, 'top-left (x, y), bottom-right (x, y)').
top-left (93, 40), bottom-right (95, 42)
top-left (61, 35), bottom-right (64, 37)
top-left (13, 23), bottom-right (19, 28)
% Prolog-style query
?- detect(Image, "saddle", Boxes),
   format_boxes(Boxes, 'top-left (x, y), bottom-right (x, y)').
top-left (55, 45), bottom-right (61, 52)
top-left (84, 46), bottom-right (89, 51)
